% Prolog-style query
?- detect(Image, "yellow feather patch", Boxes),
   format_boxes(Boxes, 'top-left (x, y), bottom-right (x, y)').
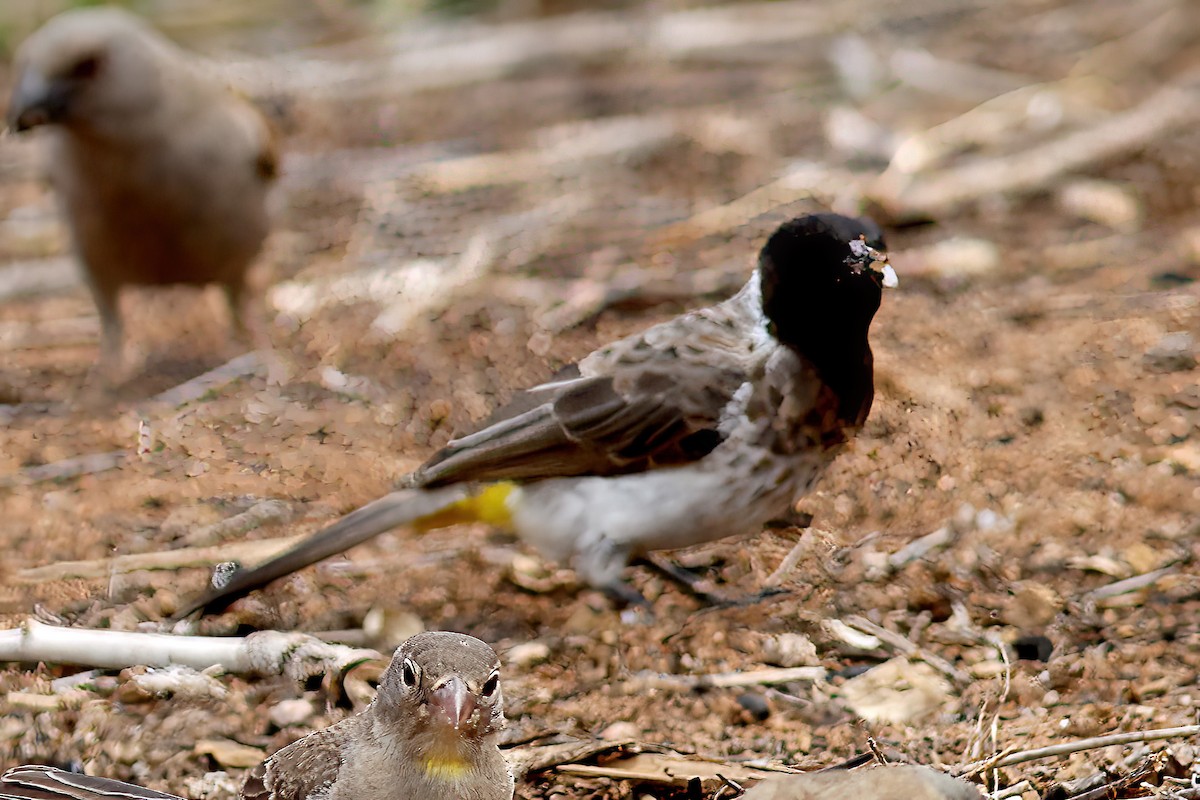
top-left (414, 482), bottom-right (515, 531)
top-left (422, 756), bottom-right (471, 780)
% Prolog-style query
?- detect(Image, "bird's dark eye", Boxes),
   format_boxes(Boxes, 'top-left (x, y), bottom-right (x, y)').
top-left (68, 54), bottom-right (102, 80)
top-left (480, 673), bottom-right (499, 698)
top-left (400, 658), bottom-right (419, 688)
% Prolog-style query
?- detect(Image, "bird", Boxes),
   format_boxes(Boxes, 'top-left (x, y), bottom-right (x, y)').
top-left (5, 7), bottom-right (277, 380)
top-left (176, 212), bottom-right (897, 616)
top-left (741, 765), bottom-right (981, 799)
top-left (0, 631), bottom-right (514, 800)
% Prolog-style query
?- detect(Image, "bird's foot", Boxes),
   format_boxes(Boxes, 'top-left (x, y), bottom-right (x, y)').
top-left (637, 554), bottom-right (787, 607)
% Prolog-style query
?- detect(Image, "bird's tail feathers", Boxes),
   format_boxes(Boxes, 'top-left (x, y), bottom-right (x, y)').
top-left (174, 483), bottom-right (516, 619)
top-left (0, 767), bottom-right (182, 800)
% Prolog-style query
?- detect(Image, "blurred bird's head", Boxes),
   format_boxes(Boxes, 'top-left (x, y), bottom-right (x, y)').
top-left (373, 631), bottom-right (505, 775)
top-left (7, 7), bottom-right (177, 134)
top-left (757, 212), bottom-right (894, 353)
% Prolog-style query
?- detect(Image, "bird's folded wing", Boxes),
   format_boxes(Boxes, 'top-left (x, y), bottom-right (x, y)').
top-left (173, 484), bottom-right (471, 618)
top-left (241, 726), bottom-right (346, 800)
top-left (415, 363), bottom-right (748, 487)
top-left (0, 767), bottom-right (182, 800)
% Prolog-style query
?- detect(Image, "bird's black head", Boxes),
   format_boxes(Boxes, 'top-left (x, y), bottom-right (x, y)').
top-left (758, 212), bottom-right (892, 419)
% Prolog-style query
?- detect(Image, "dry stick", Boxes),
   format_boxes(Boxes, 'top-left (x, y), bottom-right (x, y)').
top-left (179, 499), bottom-right (293, 548)
top-left (989, 779), bottom-right (1032, 799)
top-left (870, 72), bottom-right (1200, 218)
top-left (0, 451), bottom-right (126, 490)
top-left (842, 615), bottom-right (969, 684)
top-left (222, 0), bottom-right (965, 97)
top-left (411, 115), bottom-right (678, 193)
top-left (887, 526), bottom-right (955, 570)
top-left (959, 724), bottom-right (1200, 775)
top-left (14, 534), bottom-right (308, 583)
top-left (763, 532), bottom-right (821, 587)
top-left (0, 316), bottom-right (100, 351)
top-left (1082, 564), bottom-right (1179, 603)
top-left (649, 162), bottom-right (857, 248)
top-left (147, 351), bottom-right (264, 407)
top-left (0, 618), bottom-right (379, 675)
top-left (624, 666), bottom-right (826, 693)
top-left (0, 257), bottom-right (79, 302)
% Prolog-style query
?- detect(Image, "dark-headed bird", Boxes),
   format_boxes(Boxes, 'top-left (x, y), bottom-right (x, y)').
top-left (178, 212), bottom-right (897, 615)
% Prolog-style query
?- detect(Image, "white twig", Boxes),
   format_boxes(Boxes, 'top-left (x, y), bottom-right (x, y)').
top-left (147, 352), bottom-right (265, 408)
top-left (0, 619), bottom-right (379, 677)
top-left (887, 526), bottom-right (955, 570)
top-left (960, 724), bottom-right (1200, 774)
top-left (843, 615), bottom-right (969, 684)
top-left (625, 666), bottom-right (826, 692)
top-left (871, 72), bottom-right (1200, 218)
top-left (1082, 564), bottom-right (1179, 603)
top-left (764, 531), bottom-right (819, 587)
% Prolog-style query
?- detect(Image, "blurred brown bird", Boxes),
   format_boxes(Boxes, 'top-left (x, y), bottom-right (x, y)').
top-left (0, 631), bottom-right (514, 800)
top-left (5, 7), bottom-right (277, 379)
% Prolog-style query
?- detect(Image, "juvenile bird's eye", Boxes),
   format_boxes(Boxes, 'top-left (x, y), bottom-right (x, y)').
top-left (400, 658), bottom-right (419, 688)
top-left (68, 54), bottom-right (102, 80)
top-left (480, 673), bottom-right (499, 698)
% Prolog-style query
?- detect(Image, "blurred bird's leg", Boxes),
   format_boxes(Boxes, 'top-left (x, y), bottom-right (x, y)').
top-left (637, 552), bottom-right (727, 604)
top-left (575, 538), bottom-right (652, 609)
top-left (637, 552), bottom-right (786, 607)
top-left (89, 284), bottom-right (127, 386)
top-left (223, 278), bottom-right (289, 384)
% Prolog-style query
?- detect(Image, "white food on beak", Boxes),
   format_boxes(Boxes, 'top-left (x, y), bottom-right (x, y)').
top-left (881, 263), bottom-right (899, 288)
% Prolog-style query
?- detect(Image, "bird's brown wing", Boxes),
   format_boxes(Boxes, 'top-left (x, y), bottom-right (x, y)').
top-left (415, 361), bottom-right (748, 487)
top-left (0, 766), bottom-right (182, 800)
top-left (241, 725), bottom-right (348, 800)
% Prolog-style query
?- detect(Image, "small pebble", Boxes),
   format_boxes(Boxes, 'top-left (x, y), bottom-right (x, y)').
top-left (600, 720), bottom-right (641, 741)
top-left (737, 692), bottom-right (771, 722)
top-left (506, 641), bottom-right (551, 668)
top-left (269, 698), bottom-right (316, 728)
top-left (763, 633), bottom-right (819, 668)
top-left (1144, 332), bottom-right (1196, 373)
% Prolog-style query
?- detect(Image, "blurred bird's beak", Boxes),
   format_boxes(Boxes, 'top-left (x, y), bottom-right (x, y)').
top-left (430, 676), bottom-right (477, 730)
top-left (7, 69), bottom-right (68, 132)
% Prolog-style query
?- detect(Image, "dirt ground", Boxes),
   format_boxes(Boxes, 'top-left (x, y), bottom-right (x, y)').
top-left (1, 0), bottom-right (1199, 798)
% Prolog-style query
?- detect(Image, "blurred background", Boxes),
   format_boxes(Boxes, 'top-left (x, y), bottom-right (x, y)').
top-left (1, 1), bottom-right (1199, 798)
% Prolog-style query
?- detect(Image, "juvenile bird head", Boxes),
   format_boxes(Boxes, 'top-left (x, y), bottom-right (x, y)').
top-left (7, 8), bottom-right (179, 135)
top-left (372, 631), bottom-right (505, 777)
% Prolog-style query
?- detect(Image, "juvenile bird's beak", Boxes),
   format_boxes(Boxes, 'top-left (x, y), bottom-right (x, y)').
top-left (7, 69), bottom-right (68, 132)
top-left (430, 676), bottom-right (477, 730)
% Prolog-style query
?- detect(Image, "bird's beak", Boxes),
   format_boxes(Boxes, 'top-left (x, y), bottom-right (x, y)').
top-left (848, 238), bottom-right (899, 289)
top-left (7, 68), bottom-right (69, 132)
top-left (877, 258), bottom-right (899, 289)
top-left (430, 676), bottom-right (477, 730)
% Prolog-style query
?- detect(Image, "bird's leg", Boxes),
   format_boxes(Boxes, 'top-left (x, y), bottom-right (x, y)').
top-left (602, 580), bottom-right (652, 609)
top-left (637, 553), bottom-right (727, 604)
top-left (88, 284), bottom-right (126, 386)
top-left (222, 279), bottom-right (268, 350)
top-left (637, 553), bottom-right (787, 607)
top-left (223, 279), bottom-right (288, 384)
